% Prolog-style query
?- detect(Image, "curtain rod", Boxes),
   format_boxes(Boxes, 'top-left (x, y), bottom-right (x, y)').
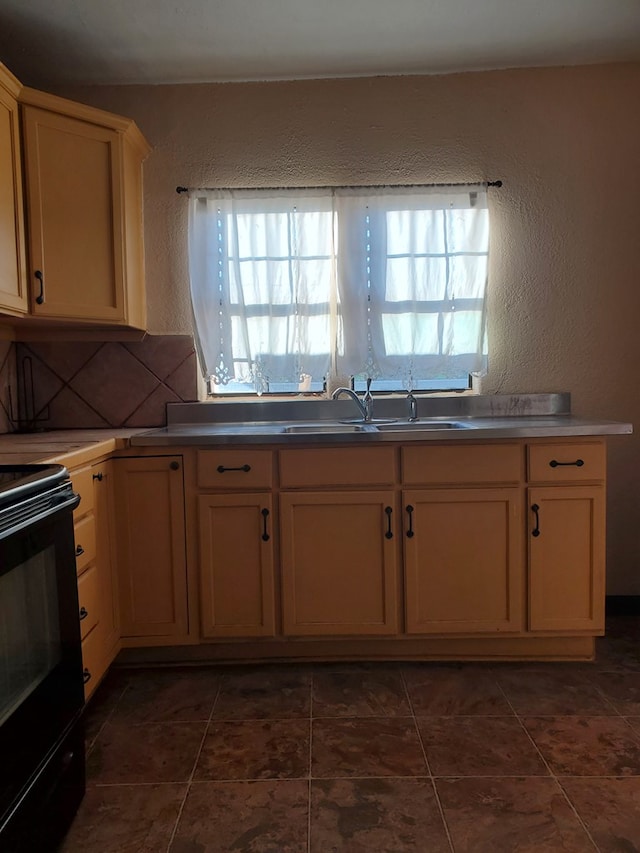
top-left (176, 180), bottom-right (502, 194)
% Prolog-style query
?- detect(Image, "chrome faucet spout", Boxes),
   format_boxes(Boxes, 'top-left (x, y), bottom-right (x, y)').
top-left (331, 385), bottom-right (373, 422)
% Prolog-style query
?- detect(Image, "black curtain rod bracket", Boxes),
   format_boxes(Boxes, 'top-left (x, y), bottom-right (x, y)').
top-left (176, 180), bottom-right (502, 195)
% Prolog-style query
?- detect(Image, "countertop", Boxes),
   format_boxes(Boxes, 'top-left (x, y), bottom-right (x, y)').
top-left (129, 415), bottom-right (633, 446)
top-left (0, 429), bottom-right (143, 467)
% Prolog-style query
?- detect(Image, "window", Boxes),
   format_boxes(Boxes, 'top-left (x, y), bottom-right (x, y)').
top-left (188, 185), bottom-right (489, 394)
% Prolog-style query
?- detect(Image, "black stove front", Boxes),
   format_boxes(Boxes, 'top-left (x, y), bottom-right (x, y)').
top-left (0, 464), bottom-right (85, 852)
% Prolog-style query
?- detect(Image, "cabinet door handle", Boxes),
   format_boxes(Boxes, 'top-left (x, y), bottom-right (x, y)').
top-left (75, 545), bottom-right (84, 556)
top-left (406, 505), bottom-right (414, 538)
top-left (34, 270), bottom-right (45, 304)
top-left (384, 506), bottom-right (393, 539)
top-left (79, 606), bottom-right (88, 621)
top-left (549, 459), bottom-right (584, 468)
top-left (217, 464), bottom-right (251, 473)
top-left (92, 472), bottom-right (103, 481)
top-left (83, 668), bottom-right (92, 685)
top-left (531, 503), bottom-right (541, 537)
top-left (170, 461), bottom-right (180, 471)
top-left (261, 507), bottom-right (270, 541)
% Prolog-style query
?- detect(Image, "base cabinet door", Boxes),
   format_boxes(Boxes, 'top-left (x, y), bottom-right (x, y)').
top-left (280, 491), bottom-right (399, 636)
top-left (113, 456), bottom-right (188, 640)
top-left (404, 488), bottom-right (523, 634)
top-left (198, 493), bottom-right (276, 638)
top-left (528, 486), bottom-right (605, 632)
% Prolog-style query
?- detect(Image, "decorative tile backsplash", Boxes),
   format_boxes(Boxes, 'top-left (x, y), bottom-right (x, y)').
top-left (0, 341), bottom-right (17, 433)
top-left (12, 335), bottom-right (198, 431)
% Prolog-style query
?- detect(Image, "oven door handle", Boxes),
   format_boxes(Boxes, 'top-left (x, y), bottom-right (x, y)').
top-left (0, 490), bottom-right (81, 541)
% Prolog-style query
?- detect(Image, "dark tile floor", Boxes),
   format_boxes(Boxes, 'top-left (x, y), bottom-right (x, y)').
top-left (59, 617), bottom-right (640, 852)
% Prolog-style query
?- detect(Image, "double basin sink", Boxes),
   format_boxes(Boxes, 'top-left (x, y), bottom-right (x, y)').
top-left (281, 420), bottom-right (476, 434)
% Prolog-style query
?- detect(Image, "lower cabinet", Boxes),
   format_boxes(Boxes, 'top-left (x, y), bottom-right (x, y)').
top-left (403, 488), bottom-right (524, 634)
top-left (279, 491), bottom-right (399, 636)
top-left (71, 459), bottom-right (119, 700)
top-left (198, 493), bottom-right (276, 638)
top-left (528, 485), bottom-right (605, 632)
top-left (112, 455), bottom-right (189, 642)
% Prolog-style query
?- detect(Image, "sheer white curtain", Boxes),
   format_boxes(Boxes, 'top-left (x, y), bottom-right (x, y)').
top-left (188, 185), bottom-right (489, 392)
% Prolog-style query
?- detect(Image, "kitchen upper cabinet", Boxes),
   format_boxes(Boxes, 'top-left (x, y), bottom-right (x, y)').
top-left (280, 491), bottom-right (399, 636)
top-left (198, 492), bottom-right (276, 638)
top-left (0, 63), bottom-right (28, 315)
top-left (20, 87), bottom-right (150, 328)
top-left (112, 455), bottom-right (189, 643)
top-left (403, 488), bottom-right (524, 634)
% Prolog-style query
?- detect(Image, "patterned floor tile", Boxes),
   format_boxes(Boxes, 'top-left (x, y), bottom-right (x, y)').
top-left (312, 671), bottom-right (411, 717)
top-left (170, 780), bottom-right (308, 852)
top-left (437, 777), bottom-right (595, 852)
top-left (523, 716), bottom-right (640, 776)
top-left (312, 717), bottom-right (427, 778)
top-left (59, 783), bottom-right (186, 853)
top-left (87, 721), bottom-right (206, 784)
top-left (310, 777), bottom-right (450, 852)
top-left (194, 718), bottom-right (310, 780)
top-left (417, 716), bottom-right (549, 777)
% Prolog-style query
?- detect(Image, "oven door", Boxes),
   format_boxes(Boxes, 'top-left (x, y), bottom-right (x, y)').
top-left (0, 500), bottom-right (85, 835)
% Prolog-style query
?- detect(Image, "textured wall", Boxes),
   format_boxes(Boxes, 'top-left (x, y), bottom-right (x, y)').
top-left (58, 64), bottom-right (640, 592)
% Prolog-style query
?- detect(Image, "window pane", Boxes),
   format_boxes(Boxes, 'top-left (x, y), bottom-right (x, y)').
top-left (384, 257), bottom-right (446, 301)
top-left (381, 313), bottom-right (440, 356)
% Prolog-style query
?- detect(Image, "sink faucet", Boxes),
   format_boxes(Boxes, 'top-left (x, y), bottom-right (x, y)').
top-left (407, 392), bottom-right (418, 422)
top-left (331, 378), bottom-right (374, 422)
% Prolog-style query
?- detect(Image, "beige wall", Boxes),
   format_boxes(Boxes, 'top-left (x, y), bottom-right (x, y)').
top-left (59, 64), bottom-right (640, 593)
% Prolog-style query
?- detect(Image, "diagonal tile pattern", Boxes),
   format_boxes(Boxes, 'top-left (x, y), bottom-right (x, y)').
top-left (64, 617), bottom-right (640, 851)
top-left (10, 335), bottom-right (197, 431)
top-left (0, 341), bottom-right (17, 433)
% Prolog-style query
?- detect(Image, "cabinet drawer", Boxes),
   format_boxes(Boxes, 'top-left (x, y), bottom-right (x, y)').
top-left (198, 450), bottom-right (273, 489)
top-left (402, 443), bottom-right (523, 486)
top-left (74, 513), bottom-right (96, 574)
top-left (528, 442), bottom-right (605, 483)
top-left (77, 564), bottom-right (99, 639)
top-left (81, 624), bottom-right (105, 701)
top-left (279, 447), bottom-right (397, 488)
top-left (71, 466), bottom-right (95, 519)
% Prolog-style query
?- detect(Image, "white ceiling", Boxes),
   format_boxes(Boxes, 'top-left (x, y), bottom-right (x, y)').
top-left (1, 0), bottom-right (639, 88)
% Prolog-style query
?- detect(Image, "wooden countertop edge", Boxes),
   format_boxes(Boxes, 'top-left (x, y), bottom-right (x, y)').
top-left (0, 430), bottom-right (143, 469)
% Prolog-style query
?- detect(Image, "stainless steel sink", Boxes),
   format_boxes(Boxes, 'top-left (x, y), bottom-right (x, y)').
top-left (375, 420), bottom-right (475, 431)
top-left (281, 423), bottom-right (369, 434)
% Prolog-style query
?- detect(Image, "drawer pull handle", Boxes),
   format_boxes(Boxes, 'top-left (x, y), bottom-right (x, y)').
top-left (34, 270), bottom-right (45, 304)
top-left (75, 545), bottom-right (85, 557)
top-left (531, 503), bottom-right (541, 537)
top-left (217, 464), bottom-right (251, 473)
top-left (92, 472), bottom-right (103, 481)
top-left (83, 668), bottom-right (92, 685)
top-left (261, 507), bottom-right (270, 541)
top-left (549, 459), bottom-right (584, 468)
top-left (384, 506), bottom-right (393, 540)
top-left (406, 504), bottom-right (414, 538)
top-left (79, 606), bottom-right (88, 621)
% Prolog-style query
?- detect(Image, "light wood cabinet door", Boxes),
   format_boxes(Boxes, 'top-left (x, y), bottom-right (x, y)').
top-left (0, 65), bottom-right (27, 314)
top-left (113, 456), bottom-right (188, 639)
top-left (528, 486), bottom-right (605, 633)
top-left (280, 491), bottom-right (399, 636)
top-left (198, 493), bottom-right (276, 638)
top-left (404, 488), bottom-right (524, 634)
top-left (21, 94), bottom-right (148, 327)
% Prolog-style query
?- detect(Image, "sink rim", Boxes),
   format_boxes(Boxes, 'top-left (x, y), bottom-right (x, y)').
top-left (375, 420), bottom-right (476, 431)
top-left (281, 423), bottom-right (370, 434)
